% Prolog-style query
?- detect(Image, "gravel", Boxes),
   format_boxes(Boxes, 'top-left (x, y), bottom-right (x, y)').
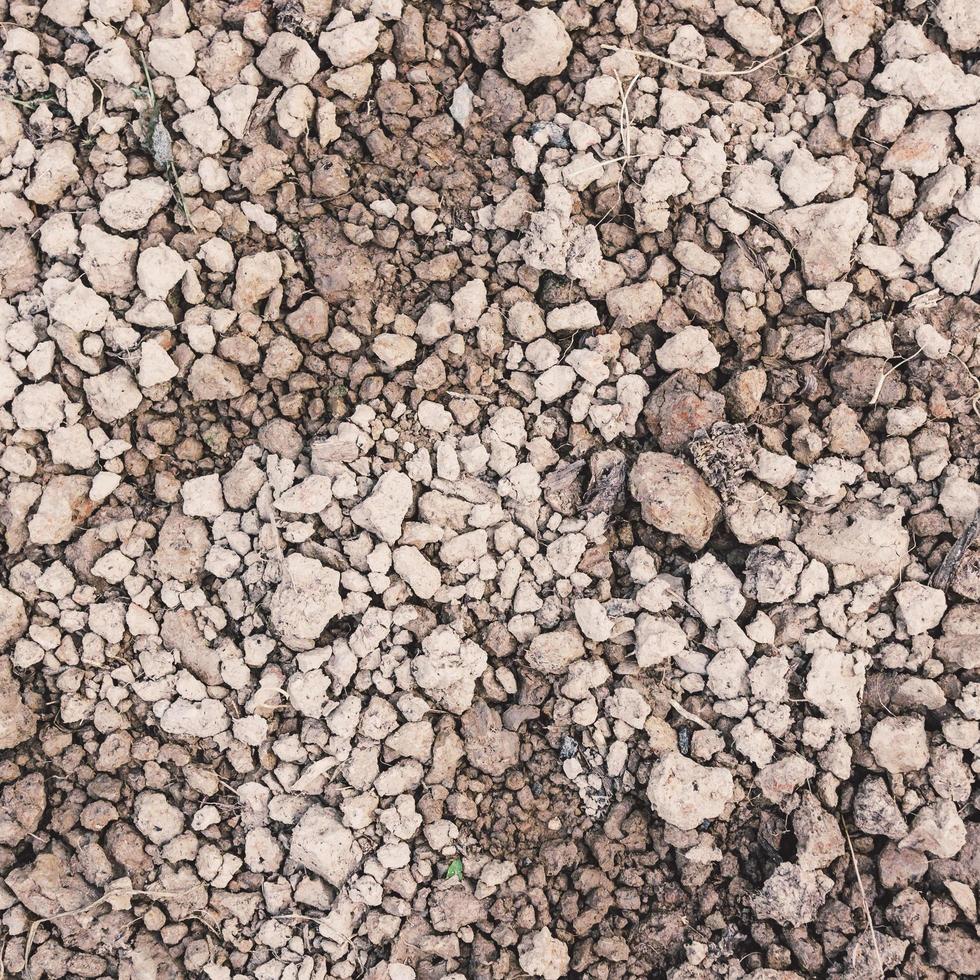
top-left (0, 2), bottom-right (978, 979)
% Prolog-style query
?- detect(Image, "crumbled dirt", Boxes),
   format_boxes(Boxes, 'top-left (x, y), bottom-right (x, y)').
top-left (1, 1), bottom-right (979, 979)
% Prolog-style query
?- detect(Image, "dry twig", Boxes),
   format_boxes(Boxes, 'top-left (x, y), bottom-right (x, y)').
top-left (22, 886), bottom-right (200, 980)
top-left (841, 822), bottom-right (885, 979)
top-left (601, 7), bottom-right (825, 78)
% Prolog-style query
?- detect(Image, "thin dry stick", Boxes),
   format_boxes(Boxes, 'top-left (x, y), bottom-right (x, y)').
top-left (601, 6), bottom-right (825, 78)
top-left (169, 158), bottom-right (196, 229)
top-left (137, 51), bottom-right (195, 229)
top-left (951, 351), bottom-right (980, 420)
top-left (669, 697), bottom-right (710, 729)
top-left (870, 347), bottom-right (922, 406)
top-left (931, 507), bottom-right (980, 590)
top-left (841, 822), bottom-right (885, 979)
top-left (615, 69), bottom-right (640, 161)
top-left (273, 913), bottom-right (353, 949)
top-left (568, 69), bottom-right (643, 186)
top-left (22, 886), bottom-right (199, 979)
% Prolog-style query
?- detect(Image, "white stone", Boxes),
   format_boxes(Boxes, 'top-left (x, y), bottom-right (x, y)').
top-left (277, 85), bottom-right (316, 138)
top-left (148, 35), bottom-right (195, 77)
top-left (270, 554), bottom-right (342, 647)
top-left (291, 805), bottom-right (362, 886)
top-left (160, 697), bottom-right (229, 737)
top-left (214, 84), bottom-right (258, 140)
top-left (724, 7), bottom-right (781, 57)
top-left (319, 18), bottom-right (381, 69)
top-left (804, 632), bottom-right (866, 733)
top-left (779, 148), bottom-right (834, 207)
top-left (24, 141), bottom-right (79, 205)
top-left (198, 237), bottom-right (235, 273)
top-left (412, 625), bottom-right (487, 713)
top-left (634, 613), bottom-right (687, 668)
top-left (452, 278), bottom-right (488, 331)
top-left (895, 582), bottom-right (947, 636)
top-left (823, 0), bottom-right (877, 63)
top-left (647, 753), bottom-right (734, 830)
top-left (178, 107), bottom-right (225, 155)
top-left (275, 476), bottom-right (333, 514)
top-left (28, 476), bottom-right (91, 545)
top-left (232, 251), bottom-right (282, 311)
top-left (83, 368), bottom-right (142, 422)
top-left (574, 598), bottom-right (613, 642)
top-left (100, 178), bottom-right (171, 232)
top-left (659, 89), bottom-right (709, 130)
top-left (688, 555), bottom-right (745, 627)
top-left (518, 928), bottom-right (570, 980)
top-left (534, 365), bottom-right (576, 403)
top-left (393, 546), bottom-right (441, 599)
top-left (87, 38), bottom-right (141, 86)
top-left (259, 32), bottom-right (321, 84)
top-left (873, 53), bottom-right (980, 111)
top-left (870, 716), bottom-right (929, 773)
top-left (527, 630), bottom-right (586, 674)
top-left (12, 381), bottom-right (66, 431)
top-left (501, 8), bottom-right (572, 86)
top-left (350, 470), bottom-right (413, 544)
top-left (656, 327), bottom-right (720, 374)
top-left (135, 791), bottom-right (185, 844)
top-left (932, 222), bottom-right (980, 295)
top-left (48, 279), bottom-right (110, 332)
top-left (372, 334), bottom-right (418, 371)
top-left (728, 160), bottom-right (784, 214)
top-left (181, 474), bottom-right (224, 518)
top-left (137, 244), bottom-right (186, 299)
top-left (935, 0), bottom-right (980, 52)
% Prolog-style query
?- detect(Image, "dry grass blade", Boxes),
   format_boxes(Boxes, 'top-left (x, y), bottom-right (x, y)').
top-left (951, 351), bottom-right (980, 420)
top-left (841, 822), bottom-right (885, 979)
top-left (870, 347), bottom-right (922, 407)
top-left (21, 886), bottom-right (199, 980)
top-left (668, 697), bottom-right (710, 729)
top-left (601, 6), bottom-right (824, 78)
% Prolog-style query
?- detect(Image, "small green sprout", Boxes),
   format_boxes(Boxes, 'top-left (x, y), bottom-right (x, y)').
top-left (444, 857), bottom-right (464, 881)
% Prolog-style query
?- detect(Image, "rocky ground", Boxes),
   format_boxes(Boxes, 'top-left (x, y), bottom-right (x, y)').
top-left (0, 0), bottom-right (979, 978)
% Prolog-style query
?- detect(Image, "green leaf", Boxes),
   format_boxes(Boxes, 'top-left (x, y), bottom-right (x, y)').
top-left (445, 857), bottom-right (463, 881)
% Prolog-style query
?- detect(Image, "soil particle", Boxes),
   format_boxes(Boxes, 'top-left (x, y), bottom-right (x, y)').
top-left (2, 3), bottom-right (979, 978)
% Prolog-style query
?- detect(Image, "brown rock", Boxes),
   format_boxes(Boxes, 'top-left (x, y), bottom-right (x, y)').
top-left (154, 510), bottom-right (210, 582)
top-left (0, 585), bottom-right (28, 648)
top-left (643, 371), bottom-right (726, 452)
top-left (793, 792), bottom-right (845, 870)
top-left (312, 155), bottom-right (351, 198)
top-left (629, 452), bottom-right (721, 549)
top-left (0, 772), bottom-right (45, 845)
top-left (6, 849), bottom-right (99, 946)
top-left (526, 629), bottom-right (586, 674)
top-left (303, 218), bottom-right (375, 302)
top-left (751, 862), bottom-right (833, 927)
top-left (238, 144), bottom-right (289, 194)
top-left (937, 604), bottom-right (980, 669)
top-left (927, 927), bottom-right (980, 974)
top-left (197, 30), bottom-right (254, 92)
top-left (0, 228), bottom-right (38, 297)
top-left (188, 355), bottom-right (246, 401)
top-left (286, 296), bottom-right (331, 342)
top-left (460, 700), bottom-right (519, 777)
top-left (429, 883), bottom-right (487, 932)
top-left (886, 887), bottom-right (929, 943)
